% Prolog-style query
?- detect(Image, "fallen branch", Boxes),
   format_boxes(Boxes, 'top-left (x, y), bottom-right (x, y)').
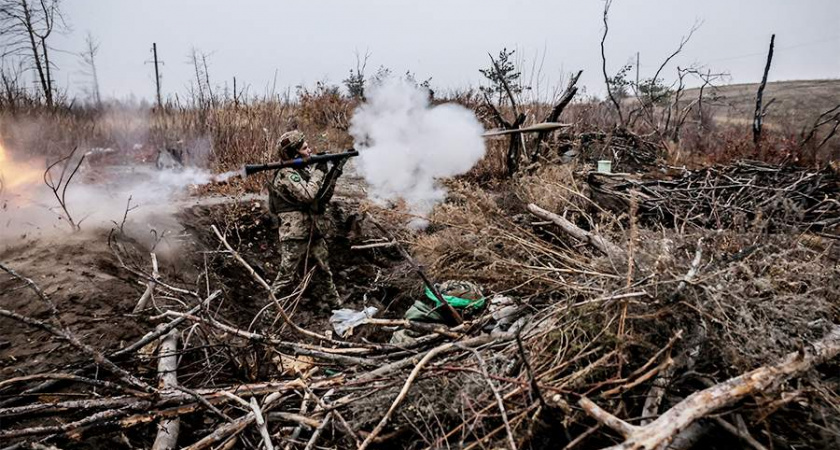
top-left (133, 253), bottom-right (160, 313)
top-left (713, 416), bottom-right (768, 450)
top-left (184, 391), bottom-right (285, 450)
top-left (162, 311), bottom-right (379, 367)
top-left (0, 402), bottom-right (150, 440)
top-left (0, 373), bottom-right (140, 395)
top-left (0, 379), bottom-right (339, 440)
top-left (152, 329), bottom-right (180, 450)
top-left (527, 204), bottom-right (625, 260)
top-left (303, 412), bottom-right (332, 450)
top-left (461, 346), bottom-right (517, 450)
top-left (351, 240), bottom-right (397, 250)
top-left (363, 318), bottom-right (464, 339)
top-left (357, 333), bottom-right (513, 450)
top-left (0, 306), bottom-right (152, 394)
top-left (0, 291), bottom-right (220, 407)
top-left (579, 324), bottom-right (840, 450)
top-left (250, 397), bottom-right (274, 450)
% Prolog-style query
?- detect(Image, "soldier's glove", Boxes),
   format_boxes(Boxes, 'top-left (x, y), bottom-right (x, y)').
top-left (314, 161), bottom-right (346, 210)
top-left (315, 161), bottom-right (329, 172)
top-left (333, 158), bottom-right (348, 174)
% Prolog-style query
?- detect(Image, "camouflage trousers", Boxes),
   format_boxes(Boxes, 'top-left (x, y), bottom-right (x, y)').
top-left (271, 238), bottom-right (341, 308)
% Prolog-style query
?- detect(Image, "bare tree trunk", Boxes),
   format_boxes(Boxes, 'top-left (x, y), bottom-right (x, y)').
top-left (753, 34), bottom-right (775, 145)
top-left (533, 70), bottom-right (582, 154)
top-left (40, 35), bottom-right (52, 105)
top-left (82, 33), bottom-right (101, 106)
top-left (601, 0), bottom-right (624, 126)
top-left (19, 0), bottom-right (50, 105)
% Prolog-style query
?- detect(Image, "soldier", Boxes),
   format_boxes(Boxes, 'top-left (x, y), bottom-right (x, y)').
top-left (268, 130), bottom-right (346, 309)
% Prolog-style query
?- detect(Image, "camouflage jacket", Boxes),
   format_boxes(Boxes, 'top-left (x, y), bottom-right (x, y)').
top-left (269, 165), bottom-right (327, 212)
top-left (269, 165), bottom-right (328, 241)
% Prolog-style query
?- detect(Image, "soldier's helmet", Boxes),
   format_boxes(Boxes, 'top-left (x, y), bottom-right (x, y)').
top-left (277, 130), bottom-right (306, 159)
top-left (434, 280), bottom-right (486, 318)
top-left (438, 280), bottom-right (483, 301)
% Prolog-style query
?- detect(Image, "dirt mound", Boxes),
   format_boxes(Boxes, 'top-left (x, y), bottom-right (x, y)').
top-left (0, 231), bottom-right (150, 378)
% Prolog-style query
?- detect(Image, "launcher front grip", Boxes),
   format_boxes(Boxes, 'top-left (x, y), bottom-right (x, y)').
top-left (243, 149), bottom-right (359, 176)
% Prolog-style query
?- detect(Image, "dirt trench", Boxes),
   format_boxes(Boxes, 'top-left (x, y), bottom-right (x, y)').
top-left (0, 193), bottom-right (411, 384)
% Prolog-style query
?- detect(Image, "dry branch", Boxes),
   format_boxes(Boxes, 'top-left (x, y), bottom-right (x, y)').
top-left (462, 346), bottom-right (517, 450)
top-left (579, 324), bottom-right (840, 450)
top-left (534, 70), bottom-right (583, 151)
top-left (527, 203), bottom-right (625, 260)
top-left (134, 252), bottom-right (160, 313)
top-left (151, 329), bottom-right (180, 450)
top-left (184, 391), bottom-right (284, 450)
top-left (0, 264), bottom-right (154, 393)
top-left (303, 412), bottom-right (332, 450)
top-left (358, 333), bottom-right (513, 450)
top-left (0, 291), bottom-right (220, 408)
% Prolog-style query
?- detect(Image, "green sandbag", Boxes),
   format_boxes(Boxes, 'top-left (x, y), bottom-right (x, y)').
top-left (403, 281), bottom-right (486, 323)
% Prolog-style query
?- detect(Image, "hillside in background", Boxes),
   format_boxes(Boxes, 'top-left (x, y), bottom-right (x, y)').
top-left (685, 79), bottom-right (840, 131)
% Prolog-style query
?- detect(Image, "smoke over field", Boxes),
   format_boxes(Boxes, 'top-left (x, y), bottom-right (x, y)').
top-left (0, 138), bottom-right (216, 245)
top-left (350, 80), bottom-right (486, 226)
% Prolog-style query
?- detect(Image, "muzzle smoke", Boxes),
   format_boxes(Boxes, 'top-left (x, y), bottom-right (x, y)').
top-left (350, 80), bottom-right (485, 227)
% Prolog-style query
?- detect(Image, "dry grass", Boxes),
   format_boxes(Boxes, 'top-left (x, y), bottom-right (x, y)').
top-left (387, 159), bottom-right (840, 447)
top-left (2, 79), bottom-right (840, 449)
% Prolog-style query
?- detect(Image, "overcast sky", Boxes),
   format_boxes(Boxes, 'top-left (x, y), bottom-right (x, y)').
top-left (47, 0), bottom-right (840, 101)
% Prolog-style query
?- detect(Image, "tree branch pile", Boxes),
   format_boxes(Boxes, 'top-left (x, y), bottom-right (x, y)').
top-left (1, 161), bottom-right (839, 449)
top-left (589, 159), bottom-right (840, 238)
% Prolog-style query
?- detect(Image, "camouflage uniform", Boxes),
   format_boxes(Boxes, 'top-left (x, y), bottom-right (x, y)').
top-left (268, 131), bottom-right (343, 307)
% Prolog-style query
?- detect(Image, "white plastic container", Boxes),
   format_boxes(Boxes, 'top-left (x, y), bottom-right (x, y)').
top-left (597, 160), bottom-right (612, 174)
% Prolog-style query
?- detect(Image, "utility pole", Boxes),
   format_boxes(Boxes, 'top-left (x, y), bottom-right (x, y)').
top-left (233, 76), bottom-right (238, 108)
top-left (635, 52), bottom-right (640, 89)
top-left (153, 43), bottom-right (162, 108)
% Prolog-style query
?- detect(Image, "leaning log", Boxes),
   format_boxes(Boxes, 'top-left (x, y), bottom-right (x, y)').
top-left (527, 203), bottom-right (625, 260)
top-left (580, 324), bottom-right (840, 450)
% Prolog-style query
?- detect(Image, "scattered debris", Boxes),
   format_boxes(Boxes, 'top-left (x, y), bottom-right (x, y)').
top-left (1, 151), bottom-right (839, 449)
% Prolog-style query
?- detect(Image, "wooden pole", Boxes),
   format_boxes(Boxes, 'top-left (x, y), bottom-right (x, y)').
top-left (153, 43), bottom-right (163, 109)
top-left (753, 34), bottom-right (775, 145)
top-left (635, 52), bottom-right (640, 88)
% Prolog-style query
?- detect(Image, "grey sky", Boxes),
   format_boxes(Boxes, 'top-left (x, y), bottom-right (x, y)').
top-left (49, 0), bottom-right (839, 101)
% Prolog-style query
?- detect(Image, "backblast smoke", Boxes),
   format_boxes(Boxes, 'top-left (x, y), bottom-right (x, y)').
top-left (349, 80), bottom-right (486, 228)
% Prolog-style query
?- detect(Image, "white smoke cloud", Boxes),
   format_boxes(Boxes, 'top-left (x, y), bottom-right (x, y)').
top-left (0, 142), bottom-right (217, 248)
top-left (350, 80), bottom-right (485, 227)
